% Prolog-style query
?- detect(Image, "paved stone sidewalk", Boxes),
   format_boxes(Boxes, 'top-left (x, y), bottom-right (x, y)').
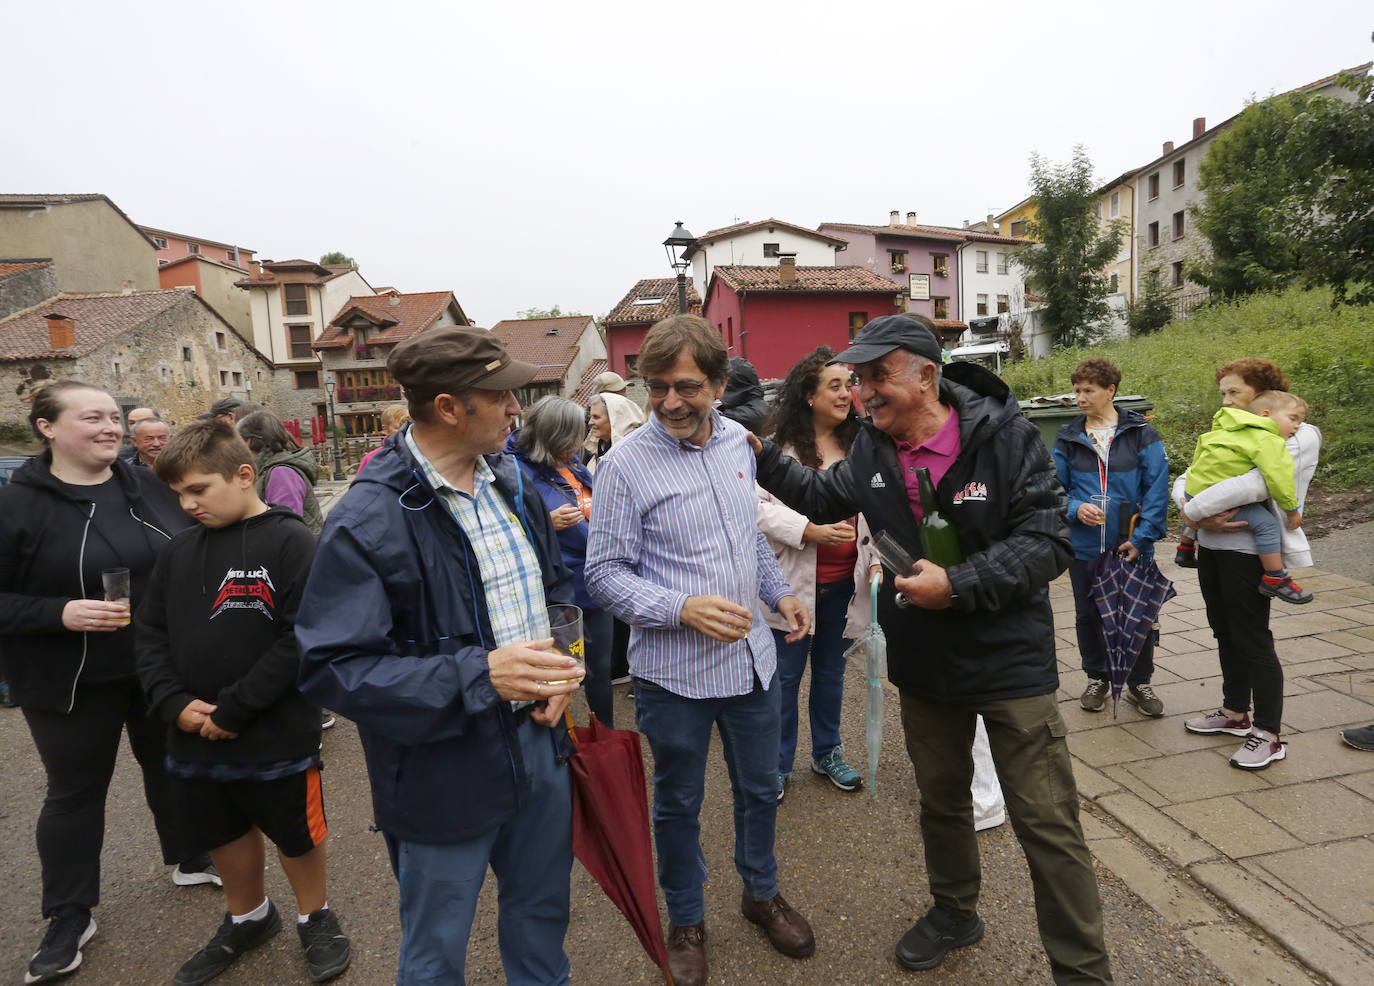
top-left (1052, 561), bottom-right (1374, 986)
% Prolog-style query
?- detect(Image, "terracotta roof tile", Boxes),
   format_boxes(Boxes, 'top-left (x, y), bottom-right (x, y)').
top-left (0, 259), bottom-right (53, 278)
top-left (489, 316), bottom-right (596, 384)
top-left (711, 265), bottom-right (902, 293)
top-left (570, 358), bottom-right (608, 405)
top-left (0, 289), bottom-right (190, 361)
top-left (235, 259), bottom-right (354, 288)
top-left (821, 221), bottom-right (967, 243)
top-left (604, 277), bottom-right (702, 325)
top-left (315, 291), bottom-right (461, 348)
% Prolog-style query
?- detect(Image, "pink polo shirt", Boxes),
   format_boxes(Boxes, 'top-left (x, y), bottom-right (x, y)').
top-left (894, 406), bottom-right (961, 524)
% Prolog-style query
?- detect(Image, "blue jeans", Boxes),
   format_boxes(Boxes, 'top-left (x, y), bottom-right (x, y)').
top-left (383, 719), bottom-right (572, 986)
top-left (774, 577), bottom-right (854, 775)
top-left (1069, 559), bottom-right (1155, 687)
top-left (633, 673), bottom-right (781, 925)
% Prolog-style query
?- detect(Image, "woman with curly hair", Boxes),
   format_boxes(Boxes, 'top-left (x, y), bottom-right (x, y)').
top-left (757, 346), bottom-right (865, 800)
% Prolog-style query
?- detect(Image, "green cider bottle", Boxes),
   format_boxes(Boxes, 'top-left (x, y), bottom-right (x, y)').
top-left (917, 466), bottom-right (964, 568)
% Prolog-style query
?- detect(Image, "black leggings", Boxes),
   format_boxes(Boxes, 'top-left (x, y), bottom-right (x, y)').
top-left (1197, 547), bottom-right (1283, 734)
top-left (22, 679), bottom-right (190, 917)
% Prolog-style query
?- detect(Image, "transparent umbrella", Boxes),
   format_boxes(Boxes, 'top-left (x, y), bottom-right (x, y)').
top-left (844, 571), bottom-right (887, 797)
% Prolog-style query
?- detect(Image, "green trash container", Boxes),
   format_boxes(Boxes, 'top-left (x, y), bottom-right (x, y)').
top-left (1017, 395), bottom-right (1154, 451)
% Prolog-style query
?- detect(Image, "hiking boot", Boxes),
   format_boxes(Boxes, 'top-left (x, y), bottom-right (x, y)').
top-left (1184, 709), bottom-right (1252, 737)
top-left (1340, 724), bottom-right (1374, 752)
top-left (297, 908), bottom-right (351, 982)
top-left (895, 905), bottom-right (984, 971)
top-left (1259, 574), bottom-right (1312, 604)
top-left (1230, 729), bottom-right (1287, 770)
top-left (1126, 683), bottom-right (1165, 718)
top-left (172, 855), bottom-right (223, 887)
top-left (811, 749), bottom-right (862, 792)
top-left (1174, 544), bottom-right (1197, 568)
top-left (25, 908), bottom-right (95, 984)
top-left (174, 901), bottom-right (281, 986)
top-left (1080, 679), bottom-right (1109, 712)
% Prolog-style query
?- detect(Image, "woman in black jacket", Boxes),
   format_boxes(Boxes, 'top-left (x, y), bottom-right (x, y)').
top-left (0, 382), bottom-right (211, 985)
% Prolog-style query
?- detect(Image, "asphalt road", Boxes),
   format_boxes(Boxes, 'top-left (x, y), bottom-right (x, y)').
top-left (0, 658), bottom-right (1248, 986)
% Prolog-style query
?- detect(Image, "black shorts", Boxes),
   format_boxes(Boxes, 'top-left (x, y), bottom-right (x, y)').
top-left (173, 766), bottom-right (328, 858)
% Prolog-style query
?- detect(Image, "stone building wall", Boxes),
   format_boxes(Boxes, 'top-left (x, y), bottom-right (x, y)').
top-left (0, 263), bottom-right (59, 319)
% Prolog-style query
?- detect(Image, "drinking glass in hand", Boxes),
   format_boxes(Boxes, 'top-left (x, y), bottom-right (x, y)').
top-left (102, 567), bottom-right (131, 627)
top-left (546, 604), bottom-right (586, 685)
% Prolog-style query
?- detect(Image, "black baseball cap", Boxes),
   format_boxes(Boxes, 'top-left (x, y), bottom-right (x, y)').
top-left (388, 326), bottom-right (538, 397)
top-left (834, 314), bottom-right (943, 365)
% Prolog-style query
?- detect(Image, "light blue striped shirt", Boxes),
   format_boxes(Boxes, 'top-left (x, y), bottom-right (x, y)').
top-left (584, 410), bottom-right (791, 699)
top-left (404, 429), bottom-right (550, 648)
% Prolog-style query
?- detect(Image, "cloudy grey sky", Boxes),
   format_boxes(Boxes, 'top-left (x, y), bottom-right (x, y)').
top-left (8, 1), bottom-right (1370, 326)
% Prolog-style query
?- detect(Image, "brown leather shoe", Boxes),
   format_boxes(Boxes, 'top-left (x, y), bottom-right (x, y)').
top-left (740, 891), bottom-right (815, 958)
top-left (667, 921), bottom-right (707, 986)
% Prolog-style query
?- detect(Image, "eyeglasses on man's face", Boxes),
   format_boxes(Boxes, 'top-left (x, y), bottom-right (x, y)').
top-left (644, 377), bottom-right (708, 399)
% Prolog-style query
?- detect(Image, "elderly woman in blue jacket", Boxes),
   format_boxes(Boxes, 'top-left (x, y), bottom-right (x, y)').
top-left (1052, 357), bottom-right (1170, 718)
top-left (509, 396), bottom-right (614, 725)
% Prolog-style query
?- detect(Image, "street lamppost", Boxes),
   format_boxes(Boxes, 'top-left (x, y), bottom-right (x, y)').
top-left (662, 221), bottom-right (695, 314)
top-left (323, 376), bottom-right (345, 481)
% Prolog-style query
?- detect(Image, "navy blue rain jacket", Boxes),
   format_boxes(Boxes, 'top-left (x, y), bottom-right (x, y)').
top-left (1052, 408), bottom-right (1170, 561)
top-left (294, 429), bottom-right (573, 844)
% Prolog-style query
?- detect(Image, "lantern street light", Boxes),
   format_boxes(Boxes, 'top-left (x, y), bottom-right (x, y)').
top-left (662, 221), bottom-right (695, 314)
top-left (323, 376), bottom-right (345, 481)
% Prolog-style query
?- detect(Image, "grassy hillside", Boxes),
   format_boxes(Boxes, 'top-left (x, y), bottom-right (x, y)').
top-left (999, 287), bottom-right (1374, 489)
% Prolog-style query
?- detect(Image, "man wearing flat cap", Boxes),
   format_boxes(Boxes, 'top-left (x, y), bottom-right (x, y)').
top-left (752, 313), bottom-right (1113, 985)
top-left (296, 326), bottom-right (583, 985)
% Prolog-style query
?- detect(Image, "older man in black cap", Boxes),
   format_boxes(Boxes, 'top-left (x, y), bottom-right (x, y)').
top-left (752, 312), bottom-right (1113, 985)
top-left (295, 327), bottom-right (583, 985)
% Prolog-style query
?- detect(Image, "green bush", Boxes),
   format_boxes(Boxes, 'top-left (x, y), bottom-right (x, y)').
top-left (999, 286), bottom-right (1374, 489)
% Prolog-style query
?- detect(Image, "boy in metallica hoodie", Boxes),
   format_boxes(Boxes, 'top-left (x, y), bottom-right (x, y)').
top-left (136, 421), bottom-right (350, 986)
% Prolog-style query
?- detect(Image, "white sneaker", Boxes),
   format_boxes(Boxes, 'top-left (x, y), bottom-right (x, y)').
top-left (1230, 729), bottom-right (1287, 770)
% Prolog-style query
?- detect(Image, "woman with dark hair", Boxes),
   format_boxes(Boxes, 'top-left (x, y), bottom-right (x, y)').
top-left (758, 347), bottom-right (865, 799)
top-left (0, 381), bottom-right (212, 984)
top-left (236, 411), bottom-right (323, 536)
top-left (1052, 357), bottom-right (1170, 717)
top-left (1176, 358), bottom-right (1322, 769)
top-left (510, 396), bottom-right (615, 725)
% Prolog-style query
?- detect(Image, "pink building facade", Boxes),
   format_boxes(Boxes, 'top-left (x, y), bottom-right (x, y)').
top-left (138, 225), bottom-right (255, 271)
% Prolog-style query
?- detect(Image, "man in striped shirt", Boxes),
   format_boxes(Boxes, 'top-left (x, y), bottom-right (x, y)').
top-left (586, 315), bottom-right (814, 986)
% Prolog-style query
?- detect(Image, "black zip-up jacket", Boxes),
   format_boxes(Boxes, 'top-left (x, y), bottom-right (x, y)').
top-left (136, 507), bottom-right (321, 764)
top-left (0, 453), bottom-right (190, 712)
top-left (755, 360), bottom-right (1072, 704)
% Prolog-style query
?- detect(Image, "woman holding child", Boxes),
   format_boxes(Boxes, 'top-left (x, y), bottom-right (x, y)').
top-left (1177, 358), bottom-right (1321, 770)
top-left (0, 381), bottom-right (207, 985)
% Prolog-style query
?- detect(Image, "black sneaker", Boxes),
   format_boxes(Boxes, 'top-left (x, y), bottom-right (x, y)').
top-left (1126, 683), bottom-right (1165, 718)
top-left (26, 909), bottom-right (96, 984)
top-left (321, 710), bottom-right (337, 730)
top-left (1174, 544), bottom-right (1197, 568)
top-left (297, 908), bottom-right (352, 982)
top-left (1080, 679), bottom-right (1109, 712)
top-left (1340, 724), bottom-right (1374, 752)
top-left (895, 906), bottom-right (984, 971)
top-left (174, 902), bottom-right (281, 986)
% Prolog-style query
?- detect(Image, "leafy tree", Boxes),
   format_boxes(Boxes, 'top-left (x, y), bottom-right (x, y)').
top-left (319, 251), bottom-right (356, 267)
top-left (1017, 147), bottom-right (1127, 349)
top-left (1269, 72), bottom-right (1374, 307)
top-left (516, 304), bottom-right (583, 319)
top-left (1127, 267), bottom-right (1175, 336)
top-left (1189, 91), bottom-right (1313, 296)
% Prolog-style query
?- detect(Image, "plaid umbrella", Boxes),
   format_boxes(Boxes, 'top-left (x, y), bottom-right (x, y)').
top-left (564, 711), bottom-right (674, 985)
top-left (1086, 552), bottom-right (1176, 715)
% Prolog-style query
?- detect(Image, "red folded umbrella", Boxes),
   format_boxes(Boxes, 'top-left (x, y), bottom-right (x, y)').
top-left (565, 711), bottom-right (673, 985)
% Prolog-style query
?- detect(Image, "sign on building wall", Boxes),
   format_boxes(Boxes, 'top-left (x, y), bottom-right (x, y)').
top-left (908, 274), bottom-right (930, 301)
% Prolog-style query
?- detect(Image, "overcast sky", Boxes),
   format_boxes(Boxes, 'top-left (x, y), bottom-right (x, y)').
top-left (7, 1), bottom-right (1370, 326)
